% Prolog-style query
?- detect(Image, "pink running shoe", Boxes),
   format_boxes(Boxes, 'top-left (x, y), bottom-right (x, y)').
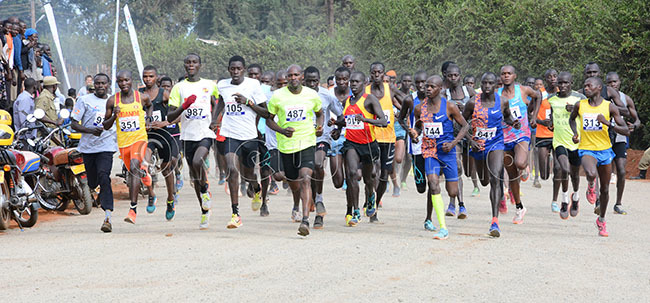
top-left (586, 183), bottom-right (597, 205)
top-left (596, 217), bottom-right (608, 237)
top-left (499, 195), bottom-right (508, 214)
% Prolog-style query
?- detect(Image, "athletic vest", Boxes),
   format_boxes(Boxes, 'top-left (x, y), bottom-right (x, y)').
top-left (139, 87), bottom-right (180, 135)
top-left (578, 99), bottom-right (611, 151)
top-left (115, 91), bottom-right (148, 148)
top-left (343, 93), bottom-right (375, 144)
top-left (612, 91), bottom-right (628, 143)
top-left (445, 86), bottom-right (470, 105)
top-left (535, 86), bottom-right (554, 138)
top-left (409, 93), bottom-right (423, 155)
top-left (366, 83), bottom-right (395, 143)
top-left (498, 84), bottom-right (531, 143)
top-left (471, 94), bottom-right (504, 152)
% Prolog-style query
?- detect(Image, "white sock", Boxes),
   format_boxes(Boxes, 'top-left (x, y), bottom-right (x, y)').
top-left (105, 210), bottom-right (112, 222)
top-left (562, 191), bottom-right (569, 203)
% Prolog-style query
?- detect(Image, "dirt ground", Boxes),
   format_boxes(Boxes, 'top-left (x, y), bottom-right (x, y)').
top-left (1, 154), bottom-right (649, 302)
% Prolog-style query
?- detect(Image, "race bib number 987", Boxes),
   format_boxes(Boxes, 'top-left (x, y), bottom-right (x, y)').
top-left (93, 112), bottom-right (104, 127)
top-left (185, 107), bottom-right (206, 120)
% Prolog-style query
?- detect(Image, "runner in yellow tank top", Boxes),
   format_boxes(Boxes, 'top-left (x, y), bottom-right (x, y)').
top-left (569, 77), bottom-right (629, 237)
top-left (103, 70), bottom-right (153, 225)
top-left (365, 62), bottom-right (412, 223)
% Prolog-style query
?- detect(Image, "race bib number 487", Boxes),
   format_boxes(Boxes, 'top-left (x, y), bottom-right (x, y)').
top-left (286, 106), bottom-right (307, 122)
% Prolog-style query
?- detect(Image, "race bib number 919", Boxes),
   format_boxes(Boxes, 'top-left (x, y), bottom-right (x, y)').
top-left (345, 114), bottom-right (363, 130)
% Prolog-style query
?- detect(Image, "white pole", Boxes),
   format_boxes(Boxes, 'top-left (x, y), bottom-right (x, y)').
top-left (111, 0), bottom-right (120, 94)
top-left (123, 5), bottom-right (144, 84)
top-left (43, 3), bottom-right (71, 89)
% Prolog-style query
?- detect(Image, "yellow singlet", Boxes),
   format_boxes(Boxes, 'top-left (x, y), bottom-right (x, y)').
top-left (115, 91), bottom-right (148, 148)
top-left (578, 99), bottom-right (611, 151)
top-left (366, 82), bottom-right (395, 143)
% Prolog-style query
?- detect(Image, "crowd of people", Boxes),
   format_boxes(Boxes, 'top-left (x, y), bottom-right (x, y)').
top-left (2, 14), bottom-right (644, 238)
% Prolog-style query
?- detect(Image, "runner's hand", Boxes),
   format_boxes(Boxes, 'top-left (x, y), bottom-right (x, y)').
top-left (209, 121), bottom-right (218, 131)
top-left (113, 105), bottom-right (121, 117)
top-left (572, 134), bottom-right (580, 144)
top-left (327, 118), bottom-right (336, 127)
top-left (182, 94), bottom-right (197, 110)
top-left (565, 104), bottom-right (574, 112)
top-left (91, 127), bottom-right (103, 136)
top-left (354, 114), bottom-right (365, 123)
top-left (597, 114), bottom-right (609, 126)
top-left (627, 122), bottom-right (635, 132)
top-left (232, 93), bottom-right (248, 105)
top-left (442, 142), bottom-right (454, 153)
top-left (529, 119), bottom-right (536, 129)
top-left (151, 121), bottom-right (169, 129)
top-left (513, 120), bottom-right (521, 129)
top-left (470, 139), bottom-right (481, 151)
top-left (282, 127), bottom-right (295, 138)
top-left (315, 125), bottom-right (323, 137)
top-left (331, 128), bottom-right (340, 140)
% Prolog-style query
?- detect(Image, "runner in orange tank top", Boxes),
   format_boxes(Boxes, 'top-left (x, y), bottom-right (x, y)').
top-left (103, 70), bottom-right (153, 225)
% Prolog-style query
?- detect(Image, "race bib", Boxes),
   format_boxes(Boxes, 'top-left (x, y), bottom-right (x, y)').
top-left (150, 110), bottom-right (162, 122)
top-left (225, 102), bottom-right (245, 116)
top-left (545, 109), bottom-right (551, 120)
top-left (383, 109), bottom-right (391, 124)
top-left (423, 122), bottom-right (443, 139)
top-left (119, 116), bottom-right (140, 132)
top-left (286, 106), bottom-right (307, 122)
top-left (93, 112), bottom-right (104, 127)
top-left (475, 127), bottom-right (497, 140)
top-left (583, 113), bottom-right (602, 131)
top-left (345, 114), bottom-right (363, 130)
top-left (510, 106), bottom-right (523, 120)
top-left (185, 106), bottom-right (206, 120)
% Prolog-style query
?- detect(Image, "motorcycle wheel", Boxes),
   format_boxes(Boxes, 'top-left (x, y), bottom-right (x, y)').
top-left (55, 198), bottom-right (70, 211)
top-left (70, 175), bottom-right (93, 215)
top-left (14, 202), bottom-right (38, 228)
top-left (0, 182), bottom-right (11, 230)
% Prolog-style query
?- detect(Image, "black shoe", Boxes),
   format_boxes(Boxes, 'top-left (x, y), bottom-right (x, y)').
top-left (100, 219), bottom-right (112, 233)
top-left (313, 215), bottom-right (324, 229)
top-left (369, 214), bottom-right (379, 223)
top-left (559, 202), bottom-right (569, 220)
top-left (298, 220), bottom-right (310, 236)
top-left (260, 203), bottom-right (269, 217)
top-left (570, 196), bottom-right (579, 217)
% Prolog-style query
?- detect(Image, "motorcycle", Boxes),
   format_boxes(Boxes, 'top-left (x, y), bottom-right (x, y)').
top-left (0, 118), bottom-right (40, 230)
top-left (23, 109), bottom-right (93, 215)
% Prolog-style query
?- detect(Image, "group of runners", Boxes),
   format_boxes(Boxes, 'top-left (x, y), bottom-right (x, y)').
top-left (71, 53), bottom-right (639, 238)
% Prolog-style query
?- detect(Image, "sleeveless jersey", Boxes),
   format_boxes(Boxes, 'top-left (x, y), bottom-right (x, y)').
top-left (140, 87), bottom-right (180, 136)
top-left (445, 86), bottom-right (470, 105)
top-left (366, 83), bottom-right (395, 143)
top-left (535, 87), bottom-right (553, 138)
top-left (471, 94), bottom-right (504, 152)
top-left (612, 91), bottom-right (628, 143)
top-left (578, 99), bottom-right (611, 151)
top-left (409, 93), bottom-right (423, 155)
top-left (115, 91), bottom-right (148, 148)
top-left (498, 84), bottom-right (531, 143)
top-left (421, 97), bottom-right (455, 158)
top-left (343, 93), bottom-right (375, 144)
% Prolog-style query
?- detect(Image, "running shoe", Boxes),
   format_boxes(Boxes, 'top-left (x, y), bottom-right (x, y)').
top-left (513, 207), bottom-right (527, 224)
top-left (400, 181), bottom-right (408, 191)
top-left (457, 205), bottom-right (467, 219)
top-left (175, 174), bottom-right (184, 192)
top-left (260, 201), bottom-right (270, 217)
top-left (199, 211), bottom-right (210, 230)
top-left (124, 208), bottom-right (137, 224)
top-left (298, 221), bottom-right (310, 236)
top-left (521, 167), bottom-right (530, 182)
top-left (165, 200), bottom-right (175, 221)
top-left (218, 177), bottom-right (225, 186)
top-left (489, 222), bottom-right (501, 237)
top-left (613, 205), bottom-right (627, 215)
top-left (100, 218), bottom-right (112, 233)
top-left (291, 209), bottom-right (302, 222)
top-left (559, 203), bottom-right (569, 220)
top-left (446, 203), bottom-right (456, 217)
top-left (314, 215), bottom-right (324, 229)
top-left (551, 201), bottom-right (560, 213)
top-left (471, 187), bottom-right (480, 197)
top-left (508, 189), bottom-right (516, 205)
top-left (424, 219), bottom-right (436, 231)
top-left (345, 214), bottom-right (358, 227)
top-left (269, 181), bottom-right (280, 195)
top-left (433, 228), bottom-right (449, 240)
top-left (251, 190), bottom-right (262, 211)
top-left (245, 182), bottom-right (254, 199)
top-left (315, 201), bottom-right (327, 217)
top-left (595, 217), bottom-right (608, 237)
top-left (533, 179), bottom-right (542, 188)
top-left (353, 208), bottom-right (362, 223)
top-left (146, 196), bottom-right (157, 213)
top-left (499, 195), bottom-right (508, 214)
top-left (141, 172), bottom-right (152, 187)
top-left (227, 214), bottom-right (242, 229)
top-left (365, 193), bottom-right (377, 217)
top-left (570, 193), bottom-right (580, 217)
top-left (369, 214), bottom-right (379, 223)
top-left (586, 183), bottom-right (597, 204)
top-left (201, 191), bottom-right (212, 211)
top-left (392, 185), bottom-right (400, 197)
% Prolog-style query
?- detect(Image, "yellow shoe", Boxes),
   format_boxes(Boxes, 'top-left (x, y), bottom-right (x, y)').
top-left (251, 191), bottom-right (262, 211)
top-left (227, 214), bottom-right (242, 229)
top-left (345, 214), bottom-right (358, 227)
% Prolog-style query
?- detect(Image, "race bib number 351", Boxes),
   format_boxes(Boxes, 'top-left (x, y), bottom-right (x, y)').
top-left (286, 106), bottom-right (307, 122)
top-left (119, 116), bottom-right (140, 132)
top-left (583, 113), bottom-right (602, 131)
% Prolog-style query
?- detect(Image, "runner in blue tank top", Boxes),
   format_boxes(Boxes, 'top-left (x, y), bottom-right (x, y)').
top-left (496, 65), bottom-right (541, 225)
top-left (463, 72), bottom-right (521, 237)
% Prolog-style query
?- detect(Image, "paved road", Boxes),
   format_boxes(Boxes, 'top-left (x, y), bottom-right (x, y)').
top-left (1, 156), bottom-right (649, 302)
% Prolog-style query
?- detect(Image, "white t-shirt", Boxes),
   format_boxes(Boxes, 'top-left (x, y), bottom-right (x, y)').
top-left (217, 77), bottom-right (267, 140)
top-left (169, 79), bottom-right (219, 141)
top-left (71, 93), bottom-right (118, 154)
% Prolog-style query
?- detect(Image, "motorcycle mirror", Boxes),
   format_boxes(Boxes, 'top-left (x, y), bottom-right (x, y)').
top-left (27, 114), bottom-right (36, 123)
top-left (63, 128), bottom-right (71, 136)
top-left (59, 108), bottom-right (71, 119)
top-left (27, 139), bottom-right (35, 147)
top-left (34, 108), bottom-right (46, 119)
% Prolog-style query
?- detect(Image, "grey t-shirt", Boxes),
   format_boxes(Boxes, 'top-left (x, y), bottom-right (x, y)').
top-left (316, 86), bottom-right (343, 144)
top-left (71, 93), bottom-right (118, 153)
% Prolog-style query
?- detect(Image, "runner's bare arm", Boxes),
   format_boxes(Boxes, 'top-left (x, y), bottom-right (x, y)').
top-left (523, 85), bottom-right (541, 128)
top-left (389, 83), bottom-right (406, 110)
top-left (71, 118), bottom-right (103, 136)
top-left (103, 96), bottom-right (117, 130)
top-left (167, 104), bottom-right (183, 122)
top-left (462, 100), bottom-right (475, 142)
top-left (569, 101), bottom-right (581, 143)
top-left (607, 86), bottom-right (629, 117)
top-left (265, 113), bottom-right (293, 138)
top-left (314, 109), bottom-right (324, 137)
top-left (141, 94), bottom-right (154, 129)
top-left (410, 104), bottom-right (422, 142)
top-left (624, 95), bottom-right (641, 129)
top-left (364, 94), bottom-right (388, 127)
top-left (396, 94), bottom-right (413, 132)
top-left (604, 103), bottom-right (631, 137)
top-left (210, 96), bottom-right (219, 130)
